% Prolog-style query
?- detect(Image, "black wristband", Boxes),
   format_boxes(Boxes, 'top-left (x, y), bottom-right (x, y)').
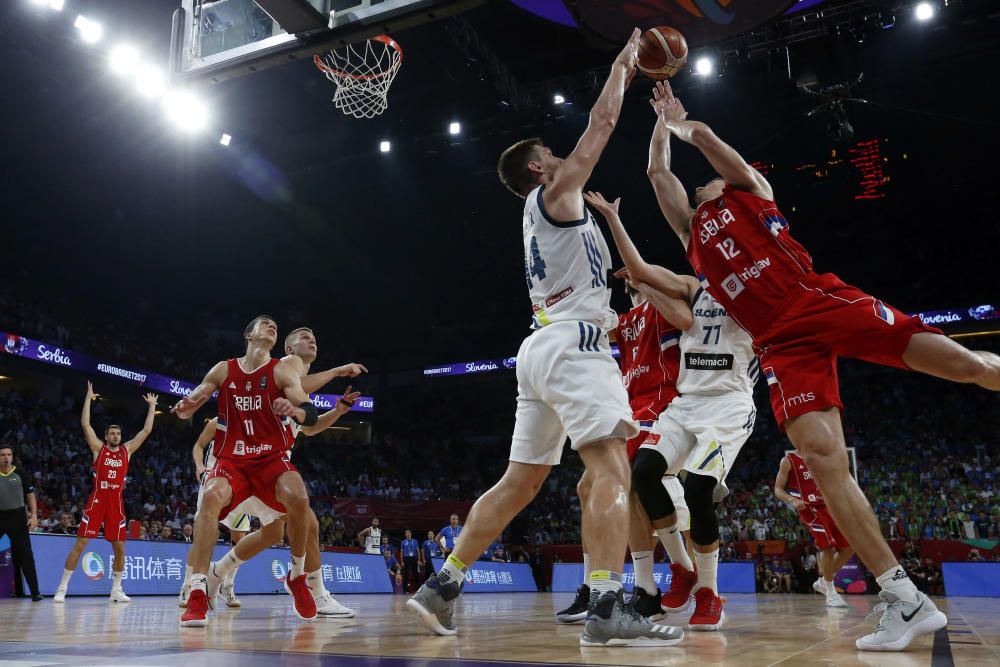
top-left (296, 401), bottom-right (319, 427)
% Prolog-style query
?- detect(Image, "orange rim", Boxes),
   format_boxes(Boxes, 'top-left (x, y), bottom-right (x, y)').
top-left (313, 35), bottom-right (403, 81)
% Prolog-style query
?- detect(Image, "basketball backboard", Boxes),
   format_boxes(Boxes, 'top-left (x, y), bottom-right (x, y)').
top-left (169, 0), bottom-right (482, 84)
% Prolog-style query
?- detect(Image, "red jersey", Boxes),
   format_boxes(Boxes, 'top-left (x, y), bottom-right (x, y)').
top-left (92, 444), bottom-right (128, 494)
top-left (615, 301), bottom-right (681, 422)
top-left (785, 451), bottom-right (824, 507)
top-left (214, 357), bottom-right (291, 461)
top-left (686, 184), bottom-right (814, 338)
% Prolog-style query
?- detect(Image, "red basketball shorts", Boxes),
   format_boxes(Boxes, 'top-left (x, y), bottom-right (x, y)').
top-left (755, 273), bottom-right (941, 428)
top-left (626, 421), bottom-right (658, 461)
top-left (799, 505), bottom-right (850, 550)
top-left (207, 455), bottom-right (298, 521)
top-left (78, 491), bottom-right (127, 542)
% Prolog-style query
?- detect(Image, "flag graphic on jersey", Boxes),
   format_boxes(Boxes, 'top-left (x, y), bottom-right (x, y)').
top-left (873, 300), bottom-right (895, 325)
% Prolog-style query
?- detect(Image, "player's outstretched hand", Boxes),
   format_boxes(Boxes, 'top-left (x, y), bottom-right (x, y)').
top-left (273, 397), bottom-right (306, 423)
top-left (86, 381), bottom-right (100, 401)
top-left (337, 363), bottom-right (368, 378)
top-left (614, 27), bottom-right (641, 72)
top-left (650, 80), bottom-right (687, 122)
top-left (583, 191), bottom-right (622, 220)
top-left (336, 386), bottom-right (362, 414)
top-left (143, 393), bottom-right (159, 406)
top-left (171, 394), bottom-right (208, 419)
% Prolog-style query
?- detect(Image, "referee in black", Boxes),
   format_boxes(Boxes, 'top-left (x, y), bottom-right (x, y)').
top-left (0, 444), bottom-right (42, 600)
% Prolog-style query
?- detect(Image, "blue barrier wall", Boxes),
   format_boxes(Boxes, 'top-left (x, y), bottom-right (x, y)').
top-left (552, 562), bottom-right (756, 594)
top-left (28, 534), bottom-right (392, 596)
top-left (941, 562), bottom-right (1000, 597)
top-left (430, 558), bottom-right (536, 592)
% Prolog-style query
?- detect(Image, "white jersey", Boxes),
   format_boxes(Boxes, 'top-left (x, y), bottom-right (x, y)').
top-left (676, 288), bottom-right (758, 396)
top-left (522, 185), bottom-right (617, 331)
top-left (364, 527), bottom-right (382, 555)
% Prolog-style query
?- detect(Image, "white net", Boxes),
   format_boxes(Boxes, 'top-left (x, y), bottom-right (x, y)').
top-left (313, 35), bottom-right (402, 119)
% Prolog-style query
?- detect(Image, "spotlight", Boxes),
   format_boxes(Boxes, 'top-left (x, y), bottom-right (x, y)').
top-left (74, 15), bottom-right (103, 44)
top-left (695, 56), bottom-right (714, 76)
top-left (49, 0), bottom-right (64, 9)
top-left (553, 94), bottom-right (565, 105)
top-left (448, 121), bottom-right (461, 135)
top-left (108, 45), bottom-right (140, 77)
top-left (379, 140), bottom-right (391, 153)
top-left (220, 133), bottom-right (232, 146)
top-left (135, 67), bottom-right (167, 99)
top-left (162, 90), bottom-right (209, 132)
top-left (915, 2), bottom-right (934, 21)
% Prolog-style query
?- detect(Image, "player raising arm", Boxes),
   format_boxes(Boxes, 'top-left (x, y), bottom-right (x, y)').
top-left (645, 81), bottom-right (1000, 651)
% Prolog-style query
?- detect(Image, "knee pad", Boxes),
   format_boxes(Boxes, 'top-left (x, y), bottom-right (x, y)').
top-left (631, 449), bottom-right (674, 521)
top-left (684, 473), bottom-right (720, 546)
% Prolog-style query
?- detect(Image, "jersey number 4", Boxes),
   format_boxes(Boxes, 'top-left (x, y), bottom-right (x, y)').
top-left (526, 236), bottom-right (546, 287)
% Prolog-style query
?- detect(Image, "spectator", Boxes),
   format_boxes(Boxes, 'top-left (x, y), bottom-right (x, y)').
top-left (421, 530), bottom-right (437, 582)
top-left (384, 549), bottom-right (402, 592)
top-left (912, 557), bottom-right (941, 595)
top-left (967, 548), bottom-right (985, 562)
top-left (181, 524), bottom-right (194, 542)
top-left (48, 512), bottom-right (76, 535)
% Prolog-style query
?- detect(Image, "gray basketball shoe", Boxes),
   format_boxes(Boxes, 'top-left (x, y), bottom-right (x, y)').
top-left (580, 590), bottom-right (685, 647)
top-left (856, 590), bottom-right (947, 651)
top-left (406, 575), bottom-right (462, 636)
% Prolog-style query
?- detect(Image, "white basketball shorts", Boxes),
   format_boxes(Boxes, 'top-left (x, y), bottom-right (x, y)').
top-left (197, 480), bottom-right (281, 530)
top-left (510, 321), bottom-right (637, 466)
top-left (640, 393), bottom-right (756, 501)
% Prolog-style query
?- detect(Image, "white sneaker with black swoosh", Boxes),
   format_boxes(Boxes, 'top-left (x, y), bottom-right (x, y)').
top-left (856, 591), bottom-right (947, 651)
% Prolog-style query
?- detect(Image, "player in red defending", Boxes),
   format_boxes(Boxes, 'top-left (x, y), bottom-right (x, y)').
top-left (775, 451), bottom-right (853, 608)
top-left (54, 382), bottom-right (158, 603)
top-left (646, 79), bottom-right (1000, 650)
top-left (560, 273), bottom-right (689, 623)
top-left (171, 315), bottom-right (321, 627)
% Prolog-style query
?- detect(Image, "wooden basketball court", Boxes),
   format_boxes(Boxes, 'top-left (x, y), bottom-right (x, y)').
top-left (0, 593), bottom-right (996, 666)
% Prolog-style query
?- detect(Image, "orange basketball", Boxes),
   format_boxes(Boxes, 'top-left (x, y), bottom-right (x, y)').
top-left (638, 26), bottom-right (688, 80)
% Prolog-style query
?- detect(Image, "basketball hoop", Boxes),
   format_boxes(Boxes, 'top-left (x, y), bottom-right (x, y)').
top-left (313, 35), bottom-right (402, 119)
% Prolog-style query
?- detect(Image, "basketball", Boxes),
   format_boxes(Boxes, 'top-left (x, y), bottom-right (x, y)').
top-left (638, 26), bottom-right (688, 80)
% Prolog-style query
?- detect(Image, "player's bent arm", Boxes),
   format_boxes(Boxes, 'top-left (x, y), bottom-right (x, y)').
top-left (172, 361), bottom-right (228, 419)
top-left (773, 457), bottom-right (799, 508)
top-left (640, 285), bottom-right (694, 331)
top-left (298, 408), bottom-right (345, 437)
top-left (300, 363), bottom-right (368, 394)
top-left (357, 527), bottom-right (371, 546)
top-left (648, 119), bottom-right (695, 245)
top-left (665, 119), bottom-right (773, 200)
top-left (192, 418), bottom-right (217, 474)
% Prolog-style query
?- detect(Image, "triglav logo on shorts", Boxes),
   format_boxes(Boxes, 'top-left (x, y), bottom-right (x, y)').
top-left (721, 273), bottom-right (745, 299)
top-left (82, 551), bottom-right (105, 580)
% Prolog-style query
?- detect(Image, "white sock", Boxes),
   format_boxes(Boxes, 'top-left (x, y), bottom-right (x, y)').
top-left (588, 571), bottom-right (623, 605)
top-left (183, 565), bottom-right (193, 586)
top-left (656, 525), bottom-right (694, 572)
top-left (693, 549), bottom-right (719, 594)
top-left (223, 564), bottom-right (240, 588)
top-left (290, 553), bottom-right (306, 580)
top-left (632, 551), bottom-right (656, 593)
top-left (438, 554), bottom-right (468, 586)
top-left (190, 573), bottom-right (207, 593)
top-left (214, 549), bottom-right (244, 579)
top-left (59, 569), bottom-right (73, 590)
top-left (306, 569), bottom-right (327, 597)
top-left (876, 566), bottom-right (919, 604)
top-left (111, 571), bottom-right (123, 591)
top-left (582, 553), bottom-right (591, 585)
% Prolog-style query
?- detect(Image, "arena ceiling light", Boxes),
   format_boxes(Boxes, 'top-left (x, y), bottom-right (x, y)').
top-left (108, 45), bottom-right (140, 77)
top-left (915, 2), bottom-right (934, 21)
top-left (379, 140), bottom-right (391, 153)
top-left (135, 67), bottom-right (167, 99)
top-left (74, 15), bottom-right (103, 44)
top-left (219, 133), bottom-right (232, 146)
top-left (553, 94), bottom-right (566, 105)
top-left (30, 0), bottom-right (64, 10)
top-left (162, 90), bottom-right (209, 132)
top-left (695, 56), bottom-right (715, 76)
top-left (448, 121), bottom-right (461, 135)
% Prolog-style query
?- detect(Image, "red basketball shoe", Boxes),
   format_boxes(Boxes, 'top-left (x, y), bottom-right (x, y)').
top-left (688, 587), bottom-right (726, 631)
top-left (660, 563), bottom-right (697, 612)
top-left (287, 573), bottom-right (318, 620)
top-left (180, 588), bottom-right (209, 627)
